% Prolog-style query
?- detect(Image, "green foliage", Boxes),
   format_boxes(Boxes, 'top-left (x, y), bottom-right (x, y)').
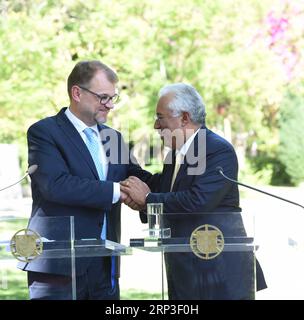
top-left (0, 0), bottom-right (303, 184)
top-left (0, 268), bottom-right (162, 300)
top-left (121, 289), bottom-right (162, 300)
top-left (0, 268), bottom-right (29, 300)
top-left (248, 153), bottom-right (293, 186)
top-left (277, 91), bottom-right (304, 186)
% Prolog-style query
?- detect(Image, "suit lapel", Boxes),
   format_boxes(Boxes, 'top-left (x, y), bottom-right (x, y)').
top-left (56, 108), bottom-right (99, 179)
top-left (161, 150), bottom-right (175, 192)
top-left (172, 127), bottom-right (206, 190)
top-left (172, 160), bottom-right (187, 190)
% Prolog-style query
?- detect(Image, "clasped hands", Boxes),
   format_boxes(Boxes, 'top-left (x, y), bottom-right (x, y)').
top-left (120, 176), bottom-right (150, 211)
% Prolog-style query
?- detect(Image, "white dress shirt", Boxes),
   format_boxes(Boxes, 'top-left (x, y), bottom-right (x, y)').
top-left (178, 128), bottom-right (200, 157)
top-left (65, 107), bottom-right (120, 203)
top-left (170, 128), bottom-right (200, 190)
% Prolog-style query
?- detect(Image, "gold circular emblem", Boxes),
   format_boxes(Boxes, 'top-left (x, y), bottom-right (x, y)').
top-left (10, 228), bottom-right (43, 262)
top-left (190, 224), bottom-right (224, 260)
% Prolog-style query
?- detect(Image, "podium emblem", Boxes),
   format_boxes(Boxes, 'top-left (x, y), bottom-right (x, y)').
top-left (190, 224), bottom-right (224, 260)
top-left (10, 229), bottom-right (43, 262)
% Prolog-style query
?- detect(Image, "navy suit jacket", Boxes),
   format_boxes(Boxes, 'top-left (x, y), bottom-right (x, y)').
top-left (147, 127), bottom-right (240, 212)
top-left (146, 127), bottom-right (266, 299)
top-left (19, 107), bottom-right (151, 277)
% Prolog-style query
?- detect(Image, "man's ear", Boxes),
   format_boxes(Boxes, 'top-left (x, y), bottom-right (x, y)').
top-left (71, 85), bottom-right (81, 102)
top-left (181, 111), bottom-right (191, 126)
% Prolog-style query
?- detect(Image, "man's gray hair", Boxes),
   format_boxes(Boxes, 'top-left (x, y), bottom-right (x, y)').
top-left (158, 83), bottom-right (206, 125)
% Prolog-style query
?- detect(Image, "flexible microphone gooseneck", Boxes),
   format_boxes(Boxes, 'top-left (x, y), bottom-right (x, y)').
top-left (0, 164), bottom-right (38, 192)
top-left (216, 166), bottom-right (304, 210)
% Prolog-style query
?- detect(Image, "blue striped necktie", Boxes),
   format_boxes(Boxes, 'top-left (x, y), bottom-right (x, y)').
top-left (83, 128), bottom-right (106, 239)
top-left (83, 128), bottom-right (105, 181)
top-left (83, 128), bottom-right (116, 289)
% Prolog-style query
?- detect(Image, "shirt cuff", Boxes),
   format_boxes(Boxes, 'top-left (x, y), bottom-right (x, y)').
top-left (112, 182), bottom-right (120, 204)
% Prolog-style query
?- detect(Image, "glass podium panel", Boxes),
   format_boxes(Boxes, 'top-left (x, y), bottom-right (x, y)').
top-left (1, 212), bottom-right (258, 300)
top-left (120, 244), bottom-right (164, 300)
top-left (119, 210), bottom-right (164, 300)
top-left (129, 211), bottom-right (256, 300)
top-left (0, 216), bottom-right (75, 299)
top-left (0, 216), bottom-right (29, 299)
top-left (1, 215), bottom-right (132, 300)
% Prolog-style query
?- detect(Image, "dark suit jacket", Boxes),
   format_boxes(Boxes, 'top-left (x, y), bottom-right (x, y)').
top-left (146, 127), bottom-right (266, 299)
top-left (19, 107), bottom-right (151, 277)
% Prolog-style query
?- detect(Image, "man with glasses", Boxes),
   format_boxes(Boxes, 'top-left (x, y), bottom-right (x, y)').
top-left (19, 60), bottom-right (151, 299)
top-left (121, 83), bottom-right (267, 299)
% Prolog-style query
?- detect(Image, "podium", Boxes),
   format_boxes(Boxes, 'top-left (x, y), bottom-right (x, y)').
top-left (1, 212), bottom-right (257, 299)
top-left (130, 211), bottom-right (256, 300)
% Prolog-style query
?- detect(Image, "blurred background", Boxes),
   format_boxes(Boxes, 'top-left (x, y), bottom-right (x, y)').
top-left (0, 0), bottom-right (304, 300)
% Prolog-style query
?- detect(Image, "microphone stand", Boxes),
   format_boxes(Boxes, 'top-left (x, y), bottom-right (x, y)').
top-left (217, 166), bottom-right (304, 210)
top-left (0, 165), bottom-right (38, 192)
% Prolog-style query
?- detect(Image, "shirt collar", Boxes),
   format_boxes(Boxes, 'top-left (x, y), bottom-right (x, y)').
top-left (178, 128), bottom-right (200, 157)
top-left (65, 107), bottom-right (99, 136)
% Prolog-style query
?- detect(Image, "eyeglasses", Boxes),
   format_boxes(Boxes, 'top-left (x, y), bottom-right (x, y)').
top-left (154, 114), bottom-right (181, 122)
top-left (78, 86), bottom-right (119, 105)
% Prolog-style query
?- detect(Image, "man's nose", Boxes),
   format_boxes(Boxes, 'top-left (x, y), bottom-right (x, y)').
top-left (154, 120), bottom-right (161, 129)
top-left (104, 100), bottom-right (114, 109)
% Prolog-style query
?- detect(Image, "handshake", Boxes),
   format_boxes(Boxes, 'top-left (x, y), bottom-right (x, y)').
top-left (119, 176), bottom-right (151, 211)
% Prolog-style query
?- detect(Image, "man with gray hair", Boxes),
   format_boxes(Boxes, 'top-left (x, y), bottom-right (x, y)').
top-left (121, 82), bottom-right (266, 299)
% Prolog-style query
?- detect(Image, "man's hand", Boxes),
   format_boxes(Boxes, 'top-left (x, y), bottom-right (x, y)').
top-left (120, 176), bottom-right (151, 208)
top-left (123, 195), bottom-right (143, 211)
top-left (120, 190), bottom-right (128, 202)
top-left (120, 181), bottom-right (145, 211)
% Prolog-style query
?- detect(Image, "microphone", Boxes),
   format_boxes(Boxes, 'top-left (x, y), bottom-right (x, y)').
top-left (27, 164), bottom-right (38, 175)
top-left (216, 166), bottom-right (304, 210)
top-left (0, 164), bottom-right (38, 192)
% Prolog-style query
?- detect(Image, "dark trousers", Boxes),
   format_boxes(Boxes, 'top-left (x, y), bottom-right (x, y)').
top-left (28, 258), bottom-right (119, 300)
